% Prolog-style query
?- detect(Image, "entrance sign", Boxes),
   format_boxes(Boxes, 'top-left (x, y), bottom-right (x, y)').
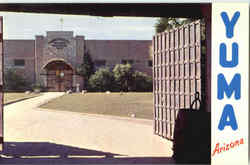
top-left (211, 3), bottom-right (249, 165)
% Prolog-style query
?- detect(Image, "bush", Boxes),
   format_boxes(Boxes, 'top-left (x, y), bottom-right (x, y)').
top-left (88, 68), bottom-right (116, 92)
top-left (4, 69), bottom-right (31, 92)
top-left (132, 71), bottom-right (153, 92)
top-left (88, 64), bottom-right (153, 92)
top-left (31, 82), bottom-right (46, 92)
top-left (113, 64), bottom-right (134, 92)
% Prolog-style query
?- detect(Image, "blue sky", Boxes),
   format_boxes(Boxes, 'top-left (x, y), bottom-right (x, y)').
top-left (1, 1), bottom-right (248, 40)
top-left (0, 12), bottom-right (158, 40)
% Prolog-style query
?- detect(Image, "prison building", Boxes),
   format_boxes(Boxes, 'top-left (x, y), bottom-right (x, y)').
top-left (3, 31), bottom-right (152, 92)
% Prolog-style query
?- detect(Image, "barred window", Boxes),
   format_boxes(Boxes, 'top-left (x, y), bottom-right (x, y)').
top-left (128, 60), bottom-right (134, 64)
top-left (121, 60), bottom-right (127, 64)
top-left (121, 59), bottom-right (134, 65)
top-left (148, 60), bottom-right (153, 67)
top-left (94, 60), bottom-right (106, 67)
top-left (14, 59), bottom-right (25, 66)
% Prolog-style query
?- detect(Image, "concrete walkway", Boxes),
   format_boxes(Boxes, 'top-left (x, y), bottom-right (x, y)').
top-left (1, 92), bottom-right (174, 164)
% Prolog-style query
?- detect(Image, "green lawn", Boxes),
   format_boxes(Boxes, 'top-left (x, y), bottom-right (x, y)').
top-left (4, 92), bottom-right (41, 104)
top-left (40, 92), bottom-right (154, 120)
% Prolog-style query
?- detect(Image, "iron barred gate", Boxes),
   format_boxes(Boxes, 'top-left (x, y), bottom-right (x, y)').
top-left (153, 20), bottom-right (206, 140)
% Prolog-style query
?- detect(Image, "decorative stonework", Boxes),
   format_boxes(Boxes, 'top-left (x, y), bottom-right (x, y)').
top-left (35, 31), bottom-right (85, 91)
top-left (48, 38), bottom-right (70, 49)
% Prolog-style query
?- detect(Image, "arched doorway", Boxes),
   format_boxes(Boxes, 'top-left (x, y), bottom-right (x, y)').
top-left (43, 60), bottom-right (73, 92)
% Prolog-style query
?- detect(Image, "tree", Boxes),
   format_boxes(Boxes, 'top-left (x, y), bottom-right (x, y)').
top-left (153, 17), bottom-right (202, 61)
top-left (77, 49), bottom-right (95, 89)
top-left (88, 68), bottom-right (115, 92)
top-left (155, 18), bottom-right (206, 55)
top-left (155, 18), bottom-right (197, 33)
top-left (88, 64), bottom-right (153, 92)
top-left (113, 64), bottom-right (134, 92)
top-left (132, 71), bottom-right (153, 92)
top-left (4, 69), bottom-right (30, 91)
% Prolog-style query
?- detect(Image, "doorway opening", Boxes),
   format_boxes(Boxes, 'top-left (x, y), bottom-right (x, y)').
top-left (43, 60), bottom-right (74, 92)
top-left (0, 3), bottom-right (211, 164)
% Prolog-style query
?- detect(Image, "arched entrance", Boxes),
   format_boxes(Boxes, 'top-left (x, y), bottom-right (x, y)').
top-left (43, 60), bottom-right (73, 92)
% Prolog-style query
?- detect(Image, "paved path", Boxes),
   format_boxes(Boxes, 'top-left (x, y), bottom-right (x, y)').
top-left (1, 92), bottom-right (174, 164)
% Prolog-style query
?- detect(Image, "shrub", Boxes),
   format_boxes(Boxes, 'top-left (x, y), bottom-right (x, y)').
top-left (88, 68), bottom-right (116, 92)
top-left (113, 64), bottom-right (153, 92)
top-left (113, 64), bottom-right (134, 92)
top-left (31, 82), bottom-right (46, 92)
top-left (132, 71), bottom-right (153, 92)
top-left (88, 64), bottom-right (153, 92)
top-left (4, 69), bottom-right (31, 92)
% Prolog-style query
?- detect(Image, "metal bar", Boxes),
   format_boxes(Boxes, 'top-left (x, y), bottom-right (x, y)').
top-left (0, 17), bottom-right (3, 151)
top-left (153, 20), bottom-right (203, 140)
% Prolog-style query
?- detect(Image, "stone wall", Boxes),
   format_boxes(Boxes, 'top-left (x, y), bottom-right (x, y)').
top-left (35, 35), bottom-right (45, 84)
top-left (3, 32), bottom-right (152, 91)
top-left (75, 36), bottom-right (85, 90)
top-left (34, 31), bottom-right (85, 90)
top-left (39, 31), bottom-right (76, 73)
top-left (85, 40), bottom-right (152, 76)
top-left (4, 40), bottom-right (35, 84)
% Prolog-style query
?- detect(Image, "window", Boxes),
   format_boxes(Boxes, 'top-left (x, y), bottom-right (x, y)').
top-left (94, 60), bottom-right (106, 67)
top-left (128, 60), bottom-right (134, 65)
top-left (14, 59), bottom-right (25, 66)
top-left (121, 60), bottom-right (127, 65)
top-left (148, 60), bottom-right (153, 67)
top-left (121, 59), bottom-right (134, 65)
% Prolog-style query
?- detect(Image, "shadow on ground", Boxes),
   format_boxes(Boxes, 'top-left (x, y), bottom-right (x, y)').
top-left (4, 96), bottom-right (40, 106)
top-left (0, 142), bottom-right (175, 164)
